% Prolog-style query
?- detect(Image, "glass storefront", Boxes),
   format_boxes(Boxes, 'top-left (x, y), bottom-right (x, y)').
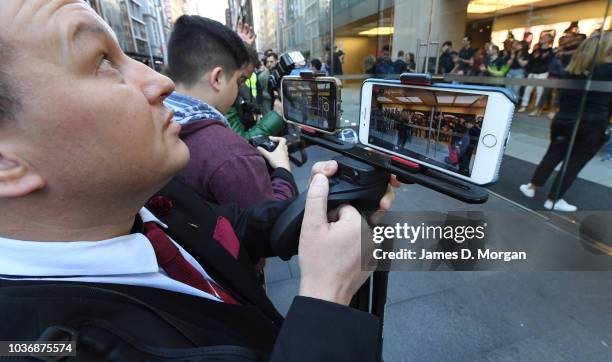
top-left (275, 0), bottom-right (612, 219)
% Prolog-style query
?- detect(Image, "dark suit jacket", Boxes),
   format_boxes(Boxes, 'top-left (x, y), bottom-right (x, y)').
top-left (0, 178), bottom-right (381, 361)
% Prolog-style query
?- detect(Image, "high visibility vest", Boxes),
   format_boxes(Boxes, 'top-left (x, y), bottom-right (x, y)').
top-left (245, 73), bottom-right (258, 98)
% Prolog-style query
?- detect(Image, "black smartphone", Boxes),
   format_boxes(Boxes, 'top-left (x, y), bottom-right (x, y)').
top-left (280, 76), bottom-right (341, 134)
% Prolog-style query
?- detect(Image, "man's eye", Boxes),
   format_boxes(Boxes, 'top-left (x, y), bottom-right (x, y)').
top-left (99, 54), bottom-right (113, 68)
top-left (97, 54), bottom-right (124, 81)
top-left (98, 55), bottom-right (118, 72)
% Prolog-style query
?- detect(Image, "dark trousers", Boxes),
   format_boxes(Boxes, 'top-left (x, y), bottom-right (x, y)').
top-left (459, 147), bottom-right (475, 175)
top-left (531, 120), bottom-right (606, 200)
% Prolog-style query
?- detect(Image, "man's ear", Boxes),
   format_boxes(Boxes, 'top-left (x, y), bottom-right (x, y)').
top-left (208, 66), bottom-right (225, 93)
top-left (0, 153), bottom-right (46, 198)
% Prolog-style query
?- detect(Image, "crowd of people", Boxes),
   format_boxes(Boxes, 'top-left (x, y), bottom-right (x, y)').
top-left (371, 107), bottom-right (482, 175)
top-left (439, 23), bottom-right (588, 118)
top-left (153, 14), bottom-right (611, 213)
top-left (435, 25), bottom-right (610, 212)
top-left (363, 45), bottom-right (416, 75)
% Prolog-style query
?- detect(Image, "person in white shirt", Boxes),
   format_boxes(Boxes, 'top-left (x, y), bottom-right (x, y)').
top-left (0, 1), bottom-right (398, 360)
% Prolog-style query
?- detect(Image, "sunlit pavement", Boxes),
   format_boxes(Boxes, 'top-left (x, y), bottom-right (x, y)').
top-left (265, 145), bottom-right (612, 361)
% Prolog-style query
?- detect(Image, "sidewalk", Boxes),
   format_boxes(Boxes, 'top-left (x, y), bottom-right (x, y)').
top-left (265, 146), bottom-right (612, 361)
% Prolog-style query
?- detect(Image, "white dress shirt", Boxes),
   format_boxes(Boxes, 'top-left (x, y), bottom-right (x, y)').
top-left (0, 208), bottom-right (224, 302)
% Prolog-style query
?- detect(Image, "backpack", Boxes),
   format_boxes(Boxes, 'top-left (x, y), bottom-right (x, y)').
top-left (0, 282), bottom-right (267, 361)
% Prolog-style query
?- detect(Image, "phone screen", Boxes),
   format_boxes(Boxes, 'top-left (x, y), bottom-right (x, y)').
top-left (282, 79), bottom-right (337, 132)
top-left (368, 84), bottom-right (487, 177)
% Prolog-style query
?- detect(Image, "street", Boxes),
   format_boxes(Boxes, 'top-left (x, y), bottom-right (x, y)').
top-left (265, 145), bottom-right (612, 361)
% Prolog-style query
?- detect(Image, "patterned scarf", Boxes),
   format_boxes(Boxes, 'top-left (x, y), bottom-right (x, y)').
top-left (163, 91), bottom-right (230, 127)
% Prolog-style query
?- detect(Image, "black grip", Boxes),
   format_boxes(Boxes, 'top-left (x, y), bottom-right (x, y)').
top-left (390, 165), bottom-right (488, 204)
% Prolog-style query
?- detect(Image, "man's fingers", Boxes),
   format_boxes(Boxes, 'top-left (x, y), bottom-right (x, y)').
top-left (303, 173), bottom-right (330, 227)
top-left (269, 136), bottom-right (286, 146)
top-left (378, 184), bottom-right (396, 211)
top-left (368, 210), bottom-right (386, 226)
top-left (390, 174), bottom-right (401, 188)
top-left (326, 204), bottom-right (344, 222)
top-left (256, 147), bottom-right (270, 156)
top-left (309, 160), bottom-right (338, 182)
top-left (336, 204), bottom-right (361, 223)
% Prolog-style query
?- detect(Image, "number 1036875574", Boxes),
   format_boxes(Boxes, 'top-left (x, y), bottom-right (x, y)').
top-left (1, 341), bottom-right (76, 357)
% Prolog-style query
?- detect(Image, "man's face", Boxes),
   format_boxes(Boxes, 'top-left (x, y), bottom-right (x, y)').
top-left (244, 63), bottom-right (255, 79)
top-left (265, 56), bottom-right (277, 70)
top-left (0, 1), bottom-right (188, 201)
top-left (462, 37), bottom-right (470, 48)
top-left (382, 50), bottom-right (390, 60)
top-left (217, 69), bottom-right (243, 114)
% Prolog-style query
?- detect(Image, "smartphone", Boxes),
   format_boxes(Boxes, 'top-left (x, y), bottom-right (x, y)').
top-left (281, 76), bottom-right (342, 134)
top-left (359, 80), bottom-right (514, 185)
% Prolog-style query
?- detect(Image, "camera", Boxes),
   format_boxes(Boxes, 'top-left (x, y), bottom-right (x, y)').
top-left (268, 51), bottom-right (306, 96)
top-left (249, 135), bottom-right (278, 152)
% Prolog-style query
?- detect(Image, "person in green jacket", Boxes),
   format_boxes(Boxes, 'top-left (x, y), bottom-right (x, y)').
top-left (486, 45), bottom-right (510, 77)
top-left (226, 46), bottom-right (285, 139)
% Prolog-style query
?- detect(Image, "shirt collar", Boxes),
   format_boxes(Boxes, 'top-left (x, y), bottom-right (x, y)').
top-left (0, 208), bottom-right (164, 278)
top-left (163, 91), bottom-right (230, 127)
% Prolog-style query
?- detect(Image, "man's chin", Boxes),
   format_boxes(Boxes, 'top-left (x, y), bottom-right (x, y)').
top-left (170, 141), bottom-right (191, 173)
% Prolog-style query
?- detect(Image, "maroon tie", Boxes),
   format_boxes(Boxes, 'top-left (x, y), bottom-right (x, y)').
top-left (143, 222), bottom-right (240, 304)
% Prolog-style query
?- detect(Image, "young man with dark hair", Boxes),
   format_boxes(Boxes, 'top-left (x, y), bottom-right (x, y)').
top-left (164, 15), bottom-right (294, 208)
top-left (310, 58), bottom-right (323, 72)
top-left (0, 1), bottom-right (397, 360)
top-left (438, 41), bottom-right (455, 74)
top-left (375, 44), bottom-right (394, 74)
top-left (452, 36), bottom-right (475, 75)
top-left (265, 52), bottom-right (279, 70)
top-left (225, 38), bottom-right (284, 140)
top-left (257, 52), bottom-right (279, 114)
top-left (486, 44), bottom-right (508, 77)
top-left (225, 43), bottom-right (285, 140)
top-left (393, 50), bottom-right (408, 74)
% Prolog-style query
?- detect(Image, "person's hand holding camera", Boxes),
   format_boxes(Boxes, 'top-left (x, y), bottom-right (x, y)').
top-left (273, 99), bottom-right (283, 115)
top-left (256, 136), bottom-right (291, 172)
top-left (297, 161), bottom-right (397, 306)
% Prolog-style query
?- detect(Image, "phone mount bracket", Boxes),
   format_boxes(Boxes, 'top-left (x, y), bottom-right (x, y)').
top-left (294, 71), bottom-right (489, 203)
top-left (299, 131), bottom-right (489, 204)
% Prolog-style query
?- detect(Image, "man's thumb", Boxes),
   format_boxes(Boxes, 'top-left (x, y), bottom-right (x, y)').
top-left (303, 173), bottom-right (329, 226)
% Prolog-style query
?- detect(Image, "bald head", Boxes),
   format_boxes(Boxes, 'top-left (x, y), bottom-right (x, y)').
top-left (0, 0), bottom-right (89, 124)
top-left (0, 39), bottom-right (19, 123)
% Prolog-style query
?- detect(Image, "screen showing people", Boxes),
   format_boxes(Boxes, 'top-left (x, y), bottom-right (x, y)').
top-left (282, 79), bottom-right (337, 132)
top-left (368, 85), bottom-right (487, 176)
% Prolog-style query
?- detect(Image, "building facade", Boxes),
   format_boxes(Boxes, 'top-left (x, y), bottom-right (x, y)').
top-left (85, 0), bottom-right (175, 67)
top-left (228, 0), bottom-right (254, 30)
top-left (251, 0), bottom-right (330, 60)
top-left (255, 0), bottom-right (278, 53)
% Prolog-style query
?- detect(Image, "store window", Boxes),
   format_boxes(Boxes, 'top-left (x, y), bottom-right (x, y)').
top-left (277, 0), bottom-right (611, 215)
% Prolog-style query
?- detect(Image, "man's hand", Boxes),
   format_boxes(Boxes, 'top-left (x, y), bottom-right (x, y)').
top-left (257, 137), bottom-right (291, 172)
top-left (297, 161), bottom-right (399, 305)
top-left (308, 161), bottom-right (398, 212)
top-left (273, 99), bottom-right (282, 115)
top-left (236, 20), bottom-right (256, 46)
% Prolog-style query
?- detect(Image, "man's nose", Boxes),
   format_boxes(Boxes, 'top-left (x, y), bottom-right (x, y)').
top-left (140, 66), bottom-right (175, 105)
